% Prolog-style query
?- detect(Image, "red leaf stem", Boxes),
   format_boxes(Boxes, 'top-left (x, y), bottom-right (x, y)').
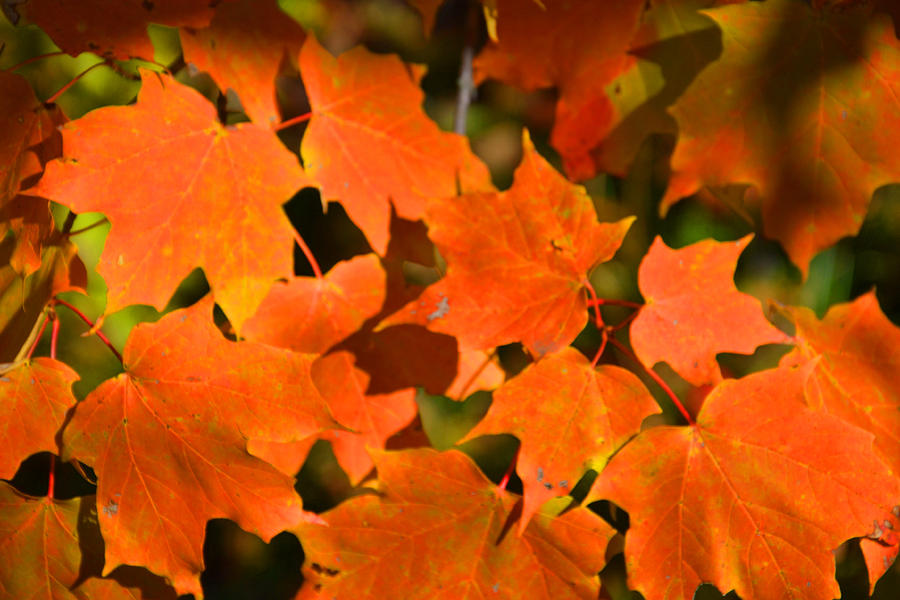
top-left (273, 111), bottom-right (311, 131)
top-left (586, 298), bottom-right (642, 309)
top-left (45, 61), bottom-right (107, 104)
top-left (47, 454), bottom-right (55, 499)
top-left (607, 335), bottom-right (694, 425)
top-left (498, 444), bottom-right (520, 491)
top-left (52, 298), bottom-right (123, 363)
top-left (25, 314), bottom-right (49, 360)
top-left (50, 313), bottom-right (60, 359)
top-left (3, 51), bottom-right (66, 71)
top-left (293, 230), bottom-right (322, 279)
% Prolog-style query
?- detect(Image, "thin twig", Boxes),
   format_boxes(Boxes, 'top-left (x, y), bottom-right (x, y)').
top-left (453, 0), bottom-right (479, 135)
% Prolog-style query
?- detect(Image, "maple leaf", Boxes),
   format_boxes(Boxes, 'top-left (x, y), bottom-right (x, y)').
top-left (462, 347), bottom-right (657, 532)
top-left (778, 292), bottom-right (900, 474)
top-left (243, 254), bottom-right (386, 354)
top-left (295, 448), bottom-right (616, 599)
top-left (312, 351), bottom-right (417, 483)
top-left (0, 483), bottom-right (177, 600)
top-left (590, 361), bottom-right (900, 600)
top-left (592, 0), bottom-right (745, 177)
top-left (33, 70), bottom-right (309, 331)
top-left (299, 36), bottom-right (493, 254)
top-left (384, 132), bottom-right (634, 357)
top-left (860, 506), bottom-right (900, 595)
top-left (473, 0), bottom-right (646, 180)
top-left (1, 72), bottom-right (41, 207)
top-left (0, 484), bottom-right (93, 600)
top-left (0, 358), bottom-right (78, 479)
top-left (0, 71), bottom-right (66, 276)
top-left (629, 235), bottom-right (787, 386)
top-left (60, 300), bottom-right (335, 597)
top-left (179, 0), bottom-right (306, 126)
top-left (662, 0), bottom-right (900, 274)
top-left (22, 0), bottom-right (215, 60)
top-left (338, 324), bottom-right (460, 395)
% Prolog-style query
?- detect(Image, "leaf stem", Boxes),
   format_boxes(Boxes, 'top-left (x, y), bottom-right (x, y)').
top-left (273, 112), bottom-right (311, 132)
top-left (50, 312), bottom-right (60, 359)
top-left (607, 336), bottom-right (694, 425)
top-left (293, 230), bottom-right (322, 279)
top-left (581, 278), bottom-right (604, 328)
top-left (45, 61), bottom-right (107, 104)
top-left (586, 298), bottom-right (643, 309)
top-left (498, 445), bottom-right (519, 491)
top-left (3, 51), bottom-right (66, 71)
top-left (47, 455), bottom-right (55, 499)
top-left (25, 313), bottom-right (49, 360)
top-left (67, 217), bottom-right (108, 237)
top-left (53, 298), bottom-right (123, 364)
top-left (590, 329), bottom-right (608, 368)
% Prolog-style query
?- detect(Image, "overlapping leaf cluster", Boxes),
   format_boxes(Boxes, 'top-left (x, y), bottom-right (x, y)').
top-left (1, 1), bottom-right (899, 599)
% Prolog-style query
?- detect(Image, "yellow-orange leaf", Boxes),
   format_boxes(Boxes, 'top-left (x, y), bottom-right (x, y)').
top-left (34, 71), bottom-right (309, 330)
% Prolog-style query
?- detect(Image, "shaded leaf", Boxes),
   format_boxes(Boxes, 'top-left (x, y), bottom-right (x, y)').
top-left (23, 0), bottom-right (215, 60)
top-left (313, 351), bottom-right (417, 483)
top-left (34, 71), bottom-right (308, 330)
top-left (295, 448), bottom-right (615, 599)
top-left (61, 300), bottom-right (333, 596)
top-left (0, 484), bottom-right (177, 600)
top-left (473, 0), bottom-right (646, 180)
top-left (180, 0), bottom-right (306, 126)
top-left (339, 324), bottom-right (458, 396)
top-left (630, 236), bottom-right (787, 386)
top-left (299, 36), bottom-right (492, 254)
top-left (463, 347), bottom-right (658, 532)
top-left (663, 0), bottom-right (900, 274)
top-left (0, 71), bottom-right (65, 276)
top-left (590, 362), bottom-right (900, 600)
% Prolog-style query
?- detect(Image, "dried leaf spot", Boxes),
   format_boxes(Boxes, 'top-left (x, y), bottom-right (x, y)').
top-left (310, 563), bottom-right (340, 577)
top-left (102, 499), bottom-right (119, 517)
top-left (427, 295), bottom-right (449, 321)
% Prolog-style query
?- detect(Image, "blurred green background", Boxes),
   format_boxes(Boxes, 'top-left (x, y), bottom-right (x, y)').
top-left (2, 0), bottom-right (898, 598)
